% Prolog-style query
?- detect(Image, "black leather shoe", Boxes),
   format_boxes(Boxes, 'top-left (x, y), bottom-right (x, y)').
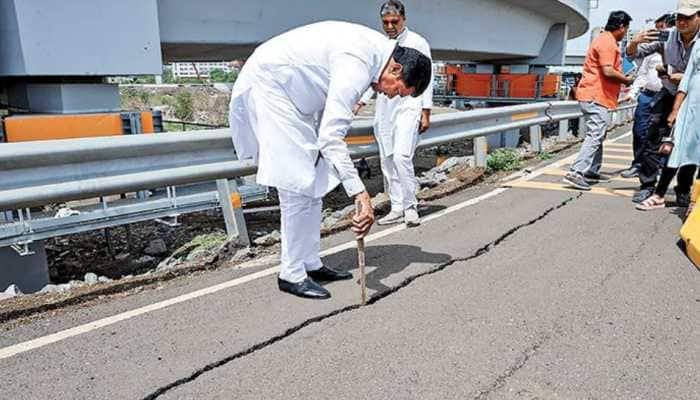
top-left (278, 277), bottom-right (330, 299)
top-left (308, 266), bottom-right (353, 282)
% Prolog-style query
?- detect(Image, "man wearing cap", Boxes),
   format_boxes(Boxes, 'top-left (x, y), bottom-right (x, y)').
top-left (628, 0), bottom-right (700, 209)
top-left (354, 0), bottom-right (433, 227)
top-left (228, 21), bottom-right (432, 299)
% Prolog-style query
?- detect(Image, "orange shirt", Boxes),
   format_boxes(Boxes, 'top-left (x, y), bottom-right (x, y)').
top-left (576, 31), bottom-right (623, 109)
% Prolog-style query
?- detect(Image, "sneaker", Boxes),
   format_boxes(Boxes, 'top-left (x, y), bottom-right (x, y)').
top-left (377, 209), bottom-right (404, 225)
top-left (632, 188), bottom-right (654, 204)
top-left (404, 207), bottom-right (421, 227)
top-left (620, 166), bottom-right (640, 179)
top-left (674, 187), bottom-right (691, 208)
top-left (563, 172), bottom-right (591, 191)
top-left (583, 172), bottom-right (612, 183)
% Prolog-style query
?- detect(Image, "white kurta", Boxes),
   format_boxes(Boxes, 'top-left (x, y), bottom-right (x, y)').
top-left (361, 28), bottom-right (433, 158)
top-left (228, 21), bottom-right (396, 283)
top-left (229, 21), bottom-right (396, 199)
top-left (360, 27), bottom-right (433, 211)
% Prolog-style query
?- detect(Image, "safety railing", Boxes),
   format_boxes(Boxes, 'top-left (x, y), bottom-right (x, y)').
top-left (0, 100), bottom-right (635, 249)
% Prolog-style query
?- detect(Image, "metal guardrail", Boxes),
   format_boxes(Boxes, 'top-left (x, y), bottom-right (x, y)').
top-left (0, 101), bottom-right (635, 249)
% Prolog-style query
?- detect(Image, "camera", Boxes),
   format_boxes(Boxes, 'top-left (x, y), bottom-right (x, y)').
top-left (657, 30), bottom-right (671, 42)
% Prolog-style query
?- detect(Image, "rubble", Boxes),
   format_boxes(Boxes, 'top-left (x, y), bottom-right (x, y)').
top-left (134, 255), bottom-right (157, 266)
top-left (84, 272), bottom-right (99, 285)
top-left (157, 231), bottom-right (229, 271)
top-left (1, 284), bottom-right (23, 300)
top-left (253, 230), bottom-right (281, 246)
top-left (417, 156), bottom-right (476, 189)
top-left (144, 239), bottom-right (168, 256)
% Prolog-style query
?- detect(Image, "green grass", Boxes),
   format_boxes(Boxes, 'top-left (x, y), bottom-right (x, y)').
top-left (487, 148), bottom-right (522, 172)
top-left (537, 152), bottom-right (554, 161)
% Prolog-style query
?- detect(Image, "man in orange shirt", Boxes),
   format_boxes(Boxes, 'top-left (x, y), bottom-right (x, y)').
top-left (564, 11), bottom-right (635, 191)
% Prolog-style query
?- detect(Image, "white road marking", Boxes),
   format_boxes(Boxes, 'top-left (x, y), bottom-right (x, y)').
top-left (0, 131), bottom-right (633, 361)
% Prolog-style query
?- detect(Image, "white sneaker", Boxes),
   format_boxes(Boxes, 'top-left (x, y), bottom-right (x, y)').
top-left (404, 207), bottom-right (420, 227)
top-left (377, 210), bottom-right (404, 225)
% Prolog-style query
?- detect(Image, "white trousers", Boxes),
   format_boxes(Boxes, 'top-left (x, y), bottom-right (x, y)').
top-left (278, 189), bottom-right (323, 283)
top-left (382, 152), bottom-right (418, 212)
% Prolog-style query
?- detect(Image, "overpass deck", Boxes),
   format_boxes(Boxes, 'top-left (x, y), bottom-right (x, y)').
top-left (1, 129), bottom-right (698, 399)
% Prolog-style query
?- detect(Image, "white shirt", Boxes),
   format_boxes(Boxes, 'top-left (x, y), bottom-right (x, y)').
top-left (629, 53), bottom-right (663, 99)
top-left (360, 27), bottom-right (433, 110)
top-left (359, 27), bottom-right (433, 157)
top-left (229, 21), bottom-right (396, 197)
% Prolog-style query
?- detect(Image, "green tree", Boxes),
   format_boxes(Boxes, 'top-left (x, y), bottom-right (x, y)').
top-left (209, 68), bottom-right (227, 82)
top-left (209, 68), bottom-right (238, 83)
top-left (162, 68), bottom-right (175, 84)
top-left (174, 91), bottom-right (194, 121)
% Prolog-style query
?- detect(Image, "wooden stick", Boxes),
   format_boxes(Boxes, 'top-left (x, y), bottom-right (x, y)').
top-left (355, 200), bottom-right (367, 305)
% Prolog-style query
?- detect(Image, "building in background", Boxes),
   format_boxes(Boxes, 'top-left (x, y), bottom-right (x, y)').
top-left (171, 61), bottom-right (234, 79)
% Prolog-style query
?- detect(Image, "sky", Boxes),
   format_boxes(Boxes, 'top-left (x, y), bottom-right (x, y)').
top-left (567, 0), bottom-right (675, 55)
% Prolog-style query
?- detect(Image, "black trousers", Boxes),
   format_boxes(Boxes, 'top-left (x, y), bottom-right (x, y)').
top-left (638, 89), bottom-right (676, 190)
top-left (655, 165), bottom-right (699, 197)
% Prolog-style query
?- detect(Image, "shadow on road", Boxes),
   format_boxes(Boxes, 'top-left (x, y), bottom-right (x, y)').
top-left (322, 244), bottom-right (452, 293)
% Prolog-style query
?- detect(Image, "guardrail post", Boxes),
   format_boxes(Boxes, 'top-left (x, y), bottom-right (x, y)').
top-left (474, 136), bottom-right (488, 168)
top-left (529, 125), bottom-right (543, 153)
top-left (558, 119), bottom-right (570, 142)
top-left (216, 179), bottom-right (250, 246)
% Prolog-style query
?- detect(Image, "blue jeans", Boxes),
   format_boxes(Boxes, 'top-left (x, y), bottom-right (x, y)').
top-left (631, 92), bottom-right (654, 167)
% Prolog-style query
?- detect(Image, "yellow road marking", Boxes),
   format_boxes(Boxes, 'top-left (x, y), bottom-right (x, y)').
top-left (538, 168), bottom-right (639, 183)
top-left (554, 162), bottom-right (631, 171)
top-left (506, 180), bottom-right (635, 198)
top-left (605, 142), bottom-right (633, 148)
top-left (604, 148), bottom-right (632, 154)
top-left (604, 154), bottom-right (635, 162)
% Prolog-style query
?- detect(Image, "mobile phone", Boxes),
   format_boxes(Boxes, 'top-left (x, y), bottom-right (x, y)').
top-left (657, 30), bottom-right (670, 42)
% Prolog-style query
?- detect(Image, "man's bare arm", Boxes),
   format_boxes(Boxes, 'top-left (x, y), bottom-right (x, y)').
top-left (601, 65), bottom-right (634, 85)
top-left (626, 29), bottom-right (660, 58)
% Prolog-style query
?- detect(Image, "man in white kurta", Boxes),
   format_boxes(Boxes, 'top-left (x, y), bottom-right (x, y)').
top-left (356, 1), bottom-right (433, 227)
top-left (228, 21), bottom-right (432, 299)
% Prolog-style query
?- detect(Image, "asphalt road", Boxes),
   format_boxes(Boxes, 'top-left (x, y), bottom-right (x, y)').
top-left (1, 132), bottom-right (698, 399)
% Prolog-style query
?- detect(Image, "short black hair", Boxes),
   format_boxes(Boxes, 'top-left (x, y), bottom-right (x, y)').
top-left (605, 11), bottom-right (632, 32)
top-left (665, 13), bottom-right (677, 27)
top-left (655, 13), bottom-right (671, 24)
top-left (393, 46), bottom-right (431, 97)
top-left (381, 1), bottom-right (405, 17)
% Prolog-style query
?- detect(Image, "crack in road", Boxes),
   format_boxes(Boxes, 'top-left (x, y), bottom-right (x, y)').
top-left (141, 193), bottom-right (582, 399)
top-left (472, 334), bottom-right (551, 400)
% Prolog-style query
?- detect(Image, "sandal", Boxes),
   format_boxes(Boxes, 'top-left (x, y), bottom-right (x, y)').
top-left (636, 195), bottom-right (666, 211)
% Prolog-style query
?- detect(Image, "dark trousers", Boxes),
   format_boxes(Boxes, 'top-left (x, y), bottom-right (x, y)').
top-left (655, 165), bottom-right (699, 197)
top-left (638, 89), bottom-right (675, 190)
top-left (631, 91), bottom-right (655, 167)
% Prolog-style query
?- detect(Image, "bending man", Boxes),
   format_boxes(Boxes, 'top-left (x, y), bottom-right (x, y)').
top-left (355, 1), bottom-right (433, 227)
top-left (229, 21), bottom-right (432, 299)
